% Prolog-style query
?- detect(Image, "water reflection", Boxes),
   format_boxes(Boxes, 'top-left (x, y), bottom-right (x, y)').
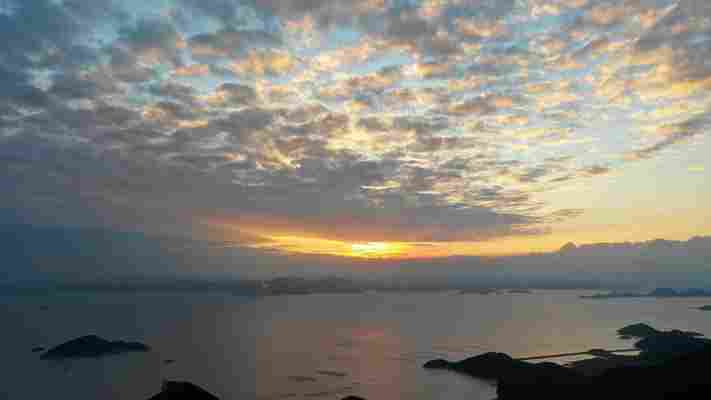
top-left (12, 291), bottom-right (711, 400)
top-left (254, 317), bottom-right (405, 399)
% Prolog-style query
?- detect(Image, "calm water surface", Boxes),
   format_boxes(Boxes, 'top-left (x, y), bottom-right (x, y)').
top-left (3, 290), bottom-right (711, 400)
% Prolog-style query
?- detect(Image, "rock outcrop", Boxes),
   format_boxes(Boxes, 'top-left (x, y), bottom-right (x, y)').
top-left (616, 323), bottom-right (708, 359)
top-left (616, 323), bottom-right (660, 338)
top-left (423, 352), bottom-right (585, 383)
top-left (146, 381), bottom-right (219, 400)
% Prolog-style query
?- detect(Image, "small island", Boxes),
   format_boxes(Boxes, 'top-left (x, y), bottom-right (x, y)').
top-left (40, 335), bottom-right (150, 360)
top-left (459, 288), bottom-right (500, 295)
top-left (698, 305), bottom-right (711, 311)
top-left (507, 289), bottom-right (533, 294)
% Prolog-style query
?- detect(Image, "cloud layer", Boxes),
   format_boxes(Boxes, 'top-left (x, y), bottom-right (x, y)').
top-left (1, 0), bottom-right (710, 254)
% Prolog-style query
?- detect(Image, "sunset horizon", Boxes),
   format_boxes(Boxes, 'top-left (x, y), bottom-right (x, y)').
top-left (3, 1), bottom-right (711, 399)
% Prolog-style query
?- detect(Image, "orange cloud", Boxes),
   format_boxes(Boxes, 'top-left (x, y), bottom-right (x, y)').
top-left (455, 18), bottom-right (509, 38)
top-left (173, 64), bottom-right (210, 77)
top-left (229, 50), bottom-right (298, 76)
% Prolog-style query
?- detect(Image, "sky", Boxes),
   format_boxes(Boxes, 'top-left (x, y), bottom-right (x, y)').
top-left (2, 0), bottom-right (711, 262)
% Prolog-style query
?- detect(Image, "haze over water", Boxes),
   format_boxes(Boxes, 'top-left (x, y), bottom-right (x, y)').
top-left (5, 290), bottom-right (711, 400)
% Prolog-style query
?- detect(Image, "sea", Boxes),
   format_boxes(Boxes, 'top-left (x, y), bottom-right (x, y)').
top-left (3, 290), bottom-right (711, 400)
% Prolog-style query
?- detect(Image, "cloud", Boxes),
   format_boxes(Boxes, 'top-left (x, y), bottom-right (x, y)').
top-left (150, 82), bottom-right (198, 104)
top-left (587, 3), bottom-right (627, 26)
top-left (177, 0), bottom-right (242, 25)
top-left (118, 18), bottom-right (183, 66)
top-left (627, 113), bottom-right (710, 160)
top-left (105, 47), bottom-right (155, 82)
top-left (210, 108), bottom-right (275, 143)
top-left (1, 0), bottom-right (709, 261)
top-left (455, 17), bottom-right (509, 39)
top-left (204, 83), bottom-right (258, 106)
top-left (447, 94), bottom-right (518, 116)
top-left (173, 64), bottom-right (211, 77)
top-left (517, 166), bottom-right (555, 183)
top-left (228, 49), bottom-right (298, 77)
top-left (582, 165), bottom-right (610, 176)
top-left (188, 29), bottom-right (280, 61)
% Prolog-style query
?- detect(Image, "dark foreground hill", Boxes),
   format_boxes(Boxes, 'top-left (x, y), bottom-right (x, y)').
top-left (146, 381), bottom-right (219, 400)
top-left (425, 323), bottom-right (711, 400)
top-left (499, 348), bottom-right (711, 399)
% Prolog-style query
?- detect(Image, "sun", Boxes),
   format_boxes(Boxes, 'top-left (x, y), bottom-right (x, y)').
top-left (349, 242), bottom-right (402, 258)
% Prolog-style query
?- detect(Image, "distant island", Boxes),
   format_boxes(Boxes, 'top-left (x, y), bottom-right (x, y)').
top-left (581, 287), bottom-right (711, 299)
top-left (259, 277), bottom-right (365, 296)
top-left (459, 288), bottom-right (501, 295)
top-left (507, 289), bottom-right (533, 294)
top-left (40, 335), bottom-right (150, 360)
top-left (698, 305), bottom-right (711, 311)
top-left (423, 322), bottom-right (711, 399)
top-left (2, 277), bottom-right (546, 298)
top-left (458, 287), bottom-right (533, 295)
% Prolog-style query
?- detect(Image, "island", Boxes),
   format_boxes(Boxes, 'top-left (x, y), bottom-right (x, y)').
top-left (507, 289), bottom-right (533, 294)
top-left (40, 335), bottom-right (150, 360)
top-left (424, 352), bottom-right (583, 383)
top-left (698, 305), bottom-right (711, 311)
top-left (581, 287), bottom-right (711, 299)
top-left (424, 323), bottom-right (711, 399)
top-left (459, 288), bottom-right (500, 295)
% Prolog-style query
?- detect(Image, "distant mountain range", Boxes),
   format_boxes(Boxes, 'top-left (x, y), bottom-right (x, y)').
top-left (557, 237), bottom-right (711, 256)
top-left (2, 222), bottom-right (710, 290)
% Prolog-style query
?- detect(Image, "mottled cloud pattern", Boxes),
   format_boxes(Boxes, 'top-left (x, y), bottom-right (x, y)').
top-left (1, 0), bottom-right (710, 254)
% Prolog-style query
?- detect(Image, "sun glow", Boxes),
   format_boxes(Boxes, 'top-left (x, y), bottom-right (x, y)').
top-left (205, 206), bottom-right (711, 260)
top-left (207, 218), bottom-right (559, 259)
top-left (349, 242), bottom-right (403, 258)
top-left (251, 235), bottom-right (413, 259)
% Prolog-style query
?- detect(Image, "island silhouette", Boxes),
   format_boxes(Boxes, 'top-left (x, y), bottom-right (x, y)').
top-left (40, 335), bottom-right (150, 360)
top-left (423, 323), bottom-right (711, 399)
